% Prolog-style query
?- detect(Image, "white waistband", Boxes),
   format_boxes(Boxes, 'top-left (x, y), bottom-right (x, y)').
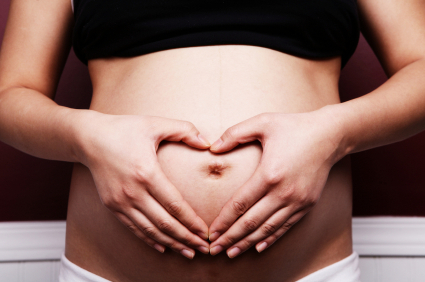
top-left (59, 252), bottom-right (360, 282)
top-left (59, 254), bottom-right (111, 282)
top-left (296, 252), bottom-right (361, 282)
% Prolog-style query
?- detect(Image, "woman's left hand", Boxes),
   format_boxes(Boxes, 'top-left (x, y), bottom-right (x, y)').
top-left (208, 108), bottom-right (346, 258)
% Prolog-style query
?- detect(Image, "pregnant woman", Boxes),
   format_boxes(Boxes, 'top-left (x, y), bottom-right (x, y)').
top-left (1, 0), bottom-right (425, 281)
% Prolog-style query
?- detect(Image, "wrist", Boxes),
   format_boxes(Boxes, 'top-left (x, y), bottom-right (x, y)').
top-left (316, 104), bottom-right (352, 164)
top-left (63, 108), bottom-right (104, 166)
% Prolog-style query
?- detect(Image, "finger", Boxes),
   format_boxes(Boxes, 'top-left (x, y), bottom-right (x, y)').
top-left (254, 211), bottom-right (306, 254)
top-left (227, 209), bottom-right (305, 258)
top-left (209, 193), bottom-right (283, 253)
top-left (146, 164), bottom-right (209, 240)
top-left (114, 212), bottom-right (166, 254)
top-left (208, 166), bottom-right (269, 243)
top-left (210, 113), bottom-right (270, 153)
top-left (154, 118), bottom-right (211, 149)
top-left (119, 209), bottom-right (197, 259)
top-left (134, 193), bottom-right (210, 254)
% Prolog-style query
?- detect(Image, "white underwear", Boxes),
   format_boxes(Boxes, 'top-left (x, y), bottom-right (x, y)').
top-left (59, 254), bottom-right (110, 282)
top-left (59, 251), bottom-right (360, 282)
top-left (295, 252), bottom-right (360, 282)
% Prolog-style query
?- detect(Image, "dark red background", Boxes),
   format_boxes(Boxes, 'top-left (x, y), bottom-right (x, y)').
top-left (1, 0), bottom-right (424, 221)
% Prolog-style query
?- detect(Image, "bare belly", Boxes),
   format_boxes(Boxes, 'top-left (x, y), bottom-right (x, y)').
top-left (65, 45), bottom-right (353, 282)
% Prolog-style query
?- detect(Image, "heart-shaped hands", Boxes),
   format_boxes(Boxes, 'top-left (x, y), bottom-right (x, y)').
top-left (80, 109), bottom-right (345, 260)
top-left (207, 109), bottom-right (346, 258)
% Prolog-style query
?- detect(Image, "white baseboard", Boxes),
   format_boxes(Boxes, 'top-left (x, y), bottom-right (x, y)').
top-left (353, 217), bottom-right (425, 256)
top-left (0, 221), bottom-right (65, 261)
top-left (0, 217), bottom-right (424, 261)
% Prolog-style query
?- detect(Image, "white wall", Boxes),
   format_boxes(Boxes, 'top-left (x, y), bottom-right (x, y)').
top-left (359, 257), bottom-right (425, 282)
top-left (0, 261), bottom-right (60, 282)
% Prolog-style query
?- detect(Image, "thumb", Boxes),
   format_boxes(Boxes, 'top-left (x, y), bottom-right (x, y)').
top-left (210, 114), bottom-right (267, 153)
top-left (156, 118), bottom-right (211, 149)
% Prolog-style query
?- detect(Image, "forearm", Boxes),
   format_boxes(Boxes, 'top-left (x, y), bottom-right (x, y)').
top-left (324, 58), bottom-right (425, 159)
top-left (0, 86), bottom-right (91, 164)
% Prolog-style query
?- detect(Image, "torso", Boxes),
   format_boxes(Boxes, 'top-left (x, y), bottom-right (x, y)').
top-left (65, 45), bottom-right (353, 282)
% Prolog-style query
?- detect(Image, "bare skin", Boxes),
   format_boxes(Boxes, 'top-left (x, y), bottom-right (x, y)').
top-left (65, 47), bottom-right (352, 281)
top-left (0, 0), bottom-right (425, 281)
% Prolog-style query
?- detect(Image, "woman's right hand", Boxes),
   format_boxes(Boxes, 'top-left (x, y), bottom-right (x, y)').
top-left (77, 111), bottom-right (211, 259)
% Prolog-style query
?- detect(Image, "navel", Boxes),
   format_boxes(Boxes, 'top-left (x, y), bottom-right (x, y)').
top-left (205, 160), bottom-right (230, 179)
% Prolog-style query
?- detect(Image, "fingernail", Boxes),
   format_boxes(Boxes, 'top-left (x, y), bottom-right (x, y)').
top-left (198, 134), bottom-right (211, 146)
top-left (209, 232), bottom-right (220, 242)
top-left (181, 249), bottom-right (195, 259)
top-left (198, 246), bottom-right (209, 254)
top-left (210, 138), bottom-right (223, 151)
top-left (210, 245), bottom-right (223, 256)
top-left (227, 247), bottom-right (241, 258)
top-left (257, 242), bottom-right (268, 253)
top-left (198, 232), bottom-right (208, 240)
top-left (154, 244), bottom-right (165, 253)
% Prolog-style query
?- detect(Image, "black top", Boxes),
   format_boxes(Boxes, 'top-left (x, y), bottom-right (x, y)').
top-left (72, 0), bottom-right (360, 68)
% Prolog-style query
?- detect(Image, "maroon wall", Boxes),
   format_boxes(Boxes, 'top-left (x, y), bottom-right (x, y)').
top-left (1, 0), bottom-right (424, 221)
top-left (0, 0), bottom-right (92, 221)
top-left (340, 36), bottom-right (425, 216)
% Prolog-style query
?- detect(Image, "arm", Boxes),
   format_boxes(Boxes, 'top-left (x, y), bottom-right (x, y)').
top-left (0, 0), bottom-right (210, 258)
top-left (0, 0), bottom-right (79, 161)
top-left (206, 0), bottom-right (425, 258)
top-left (331, 0), bottom-right (425, 155)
